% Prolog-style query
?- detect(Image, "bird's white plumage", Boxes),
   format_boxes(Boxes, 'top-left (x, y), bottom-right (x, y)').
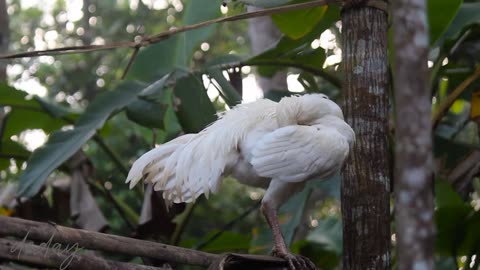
top-left (251, 124), bottom-right (350, 183)
top-left (126, 94), bottom-right (355, 206)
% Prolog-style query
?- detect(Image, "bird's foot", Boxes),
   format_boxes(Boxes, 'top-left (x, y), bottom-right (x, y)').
top-left (272, 249), bottom-right (317, 270)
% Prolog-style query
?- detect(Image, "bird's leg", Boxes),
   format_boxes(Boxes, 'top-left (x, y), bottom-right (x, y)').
top-left (261, 202), bottom-right (317, 270)
top-left (261, 202), bottom-right (288, 255)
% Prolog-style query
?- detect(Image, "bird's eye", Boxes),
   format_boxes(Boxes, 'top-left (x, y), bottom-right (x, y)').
top-left (322, 95), bottom-right (328, 99)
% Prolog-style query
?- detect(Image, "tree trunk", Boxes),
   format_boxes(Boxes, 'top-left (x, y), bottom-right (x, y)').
top-left (0, 0), bottom-right (9, 82)
top-left (392, 0), bottom-right (435, 269)
top-left (247, 6), bottom-right (288, 94)
top-left (341, 2), bottom-right (391, 269)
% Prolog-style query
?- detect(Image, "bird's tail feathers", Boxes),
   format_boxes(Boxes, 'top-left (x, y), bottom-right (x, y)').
top-left (126, 133), bottom-right (225, 204)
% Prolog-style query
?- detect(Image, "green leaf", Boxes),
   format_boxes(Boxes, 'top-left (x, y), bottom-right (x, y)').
top-left (306, 217), bottom-right (342, 254)
top-left (173, 72), bottom-right (217, 133)
top-left (436, 180), bottom-right (465, 208)
top-left (231, 0), bottom-right (291, 8)
top-left (33, 96), bottom-right (79, 120)
top-left (3, 109), bottom-right (67, 138)
top-left (0, 84), bottom-right (41, 109)
top-left (0, 84), bottom-right (78, 139)
top-left (206, 54), bottom-right (244, 67)
top-left (249, 47), bottom-right (326, 77)
top-left (200, 231), bottom-right (251, 252)
top-left (428, 0), bottom-right (462, 45)
top-left (253, 5), bottom-right (338, 60)
top-left (282, 175), bottom-right (339, 245)
top-left (250, 174), bottom-right (340, 254)
top-left (138, 74), bottom-right (171, 101)
top-left (126, 99), bottom-right (166, 129)
top-left (0, 140), bottom-right (30, 171)
top-left (247, 6), bottom-right (338, 78)
top-left (272, 0), bottom-right (328, 39)
top-left (206, 68), bottom-right (242, 107)
top-left (293, 240), bottom-right (340, 270)
top-left (127, 0), bottom-right (222, 82)
top-left (441, 2), bottom-right (480, 44)
top-left (126, 75), bottom-right (174, 129)
top-left (434, 181), bottom-right (480, 255)
top-left (17, 81), bottom-right (148, 198)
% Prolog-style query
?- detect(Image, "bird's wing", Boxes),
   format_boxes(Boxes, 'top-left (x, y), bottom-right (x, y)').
top-left (251, 125), bottom-right (349, 183)
top-left (126, 98), bottom-right (278, 204)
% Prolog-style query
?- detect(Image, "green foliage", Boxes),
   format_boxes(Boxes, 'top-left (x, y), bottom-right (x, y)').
top-left (250, 175), bottom-right (340, 254)
top-left (206, 68), bottom-right (242, 107)
top-left (200, 231), bottom-right (252, 252)
top-left (428, 0), bottom-right (462, 45)
top-left (441, 2), bottom-right (480, 44)
top-left (248, 5), bottom-right (339, 78)
top-left (127, 0), bottom-right (222, 82)
top-left (232, 0), bottom-right (292, 8)
top-left (17, 81), bottom-right (148, 197)
top-left (0, 84), bottom-right (75, 137)
top-left (3, 0), bottom-right (480, 268)
top-left (436, 181), bottom-right (480, 256)
top-left (0, 140), bottom-right (30, 171)
top-left (272, 1), bottom-right (327, 40)
top-left (173, 72), bottom-right (217, 133)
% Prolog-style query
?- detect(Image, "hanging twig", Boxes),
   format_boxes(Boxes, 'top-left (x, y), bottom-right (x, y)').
top-left (122, 47), bottom-right (141, 80)
top-left (0, 0), bottom-right (387, 60)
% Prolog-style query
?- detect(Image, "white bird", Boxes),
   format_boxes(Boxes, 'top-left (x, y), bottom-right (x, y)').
top-left (126, 94), bottom-right (355, 270)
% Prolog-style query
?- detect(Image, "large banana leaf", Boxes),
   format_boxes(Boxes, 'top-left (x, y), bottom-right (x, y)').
top-left (272, 0), bottom-right (328, 40)
top-left (428, 0), bottom-right (462, 45)
top-left (17, 81), bottom-right (151, 197)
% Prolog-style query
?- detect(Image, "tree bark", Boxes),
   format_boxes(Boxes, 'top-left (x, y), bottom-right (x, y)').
top-left (0, 0), bottom-right (9, 81)
top-left (0, 216), bottom-right (217, 267)
top-left (392, 0), bottom-right (435, 269)
top-left (0, 238), bottom-right (166, 270)
top-left (0, 216), bottom-right (286, 269)
top-left (341, 3), bottom-right (391, 269)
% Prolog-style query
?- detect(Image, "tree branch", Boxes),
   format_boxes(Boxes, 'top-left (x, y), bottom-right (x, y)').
top-left (0, 0), bottom-right (341, 60)
top-left (0, 216), bottom-right (286, 268)
top-left (432, 66), bottom-right (480, 129)
top-left (0, 238), bottom-right (166, 270)
top-left (221, 60), bottom-right (342, 89)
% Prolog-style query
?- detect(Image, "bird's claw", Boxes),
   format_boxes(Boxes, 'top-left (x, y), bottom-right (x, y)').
top-left (273, 250), bottom-right (317, 270)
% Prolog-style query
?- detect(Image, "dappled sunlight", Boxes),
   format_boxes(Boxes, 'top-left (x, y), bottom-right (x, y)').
top-left (287, 73), bottom-right (305, 93)
top-left (20, 129), bottom-right (48, 152)
top-left (242, 74), bottom-right (263, 102)
top-left (12, 77), bottom-right (47, 97)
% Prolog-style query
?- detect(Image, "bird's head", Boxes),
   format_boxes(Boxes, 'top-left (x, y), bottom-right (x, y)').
top-left (276, 94), bottom-right (345, 126)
